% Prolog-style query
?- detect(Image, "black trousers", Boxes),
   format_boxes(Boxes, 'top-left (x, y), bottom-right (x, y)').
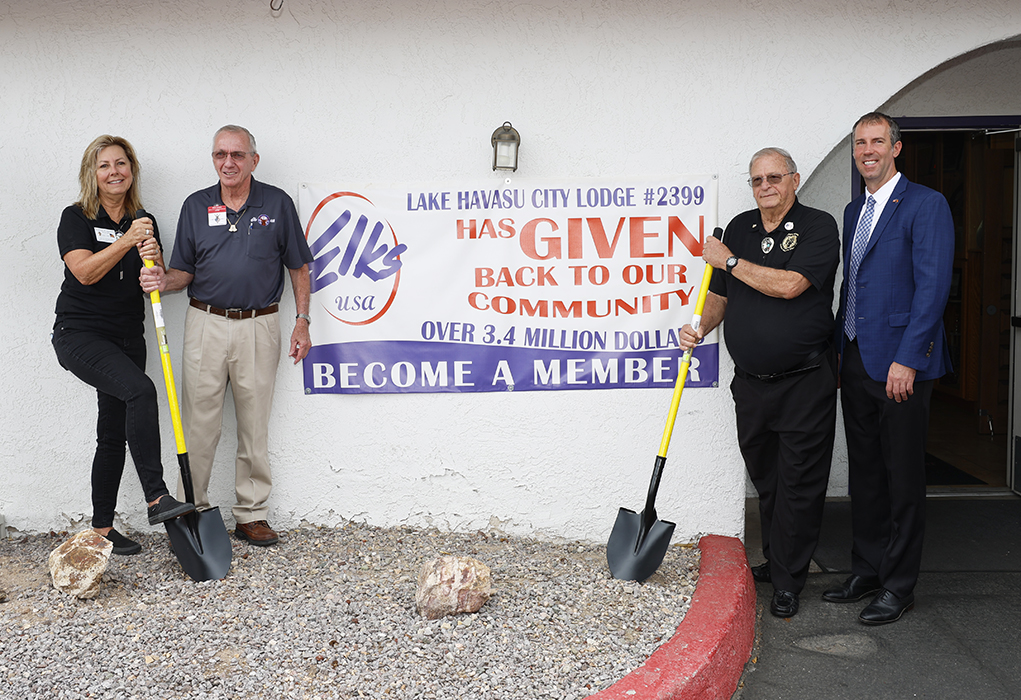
top-left (52, 326), bottom-right (170, 528)
top-left (840, 338), bottom-right (932, 598)
top-left (732, 347), bottom-right (837, 593)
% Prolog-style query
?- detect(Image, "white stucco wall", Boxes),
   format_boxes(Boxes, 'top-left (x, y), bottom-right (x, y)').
top-left (2, 1), bottom-right (1020, 542)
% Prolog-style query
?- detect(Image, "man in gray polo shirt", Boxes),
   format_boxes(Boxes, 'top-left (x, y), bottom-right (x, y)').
top-left (140, 125), bottom-right (313, 546)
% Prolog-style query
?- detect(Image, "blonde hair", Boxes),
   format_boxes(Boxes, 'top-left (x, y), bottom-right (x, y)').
top-left (75, 135), bottom-right (143, 220)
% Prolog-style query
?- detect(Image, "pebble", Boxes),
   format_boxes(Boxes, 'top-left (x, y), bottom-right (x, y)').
top-left (0, 522), bottom-right (698, 699)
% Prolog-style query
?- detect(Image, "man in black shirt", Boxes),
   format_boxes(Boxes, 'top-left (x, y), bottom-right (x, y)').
top-left (680, 147), bottom-right (839, 617)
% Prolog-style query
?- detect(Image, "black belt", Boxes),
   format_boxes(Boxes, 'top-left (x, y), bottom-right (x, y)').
top-left (190, 298), bottom-right (279, 320)
top-left (735, 344), bottom-right (830, 383)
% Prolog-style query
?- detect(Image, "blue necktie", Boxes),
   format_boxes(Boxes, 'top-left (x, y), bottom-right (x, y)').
top-left (844, 195), bottom-right (876, 340)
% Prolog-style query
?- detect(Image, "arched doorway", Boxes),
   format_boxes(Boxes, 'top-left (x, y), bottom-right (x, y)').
top-left (800, 36), bottom-right (1021, 494)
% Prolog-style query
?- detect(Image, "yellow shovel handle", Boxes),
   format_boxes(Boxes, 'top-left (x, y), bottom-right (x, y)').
top-left (657, 259), bottom-right (715, 457)
top-left (144, 259), bottom-right (188, 455)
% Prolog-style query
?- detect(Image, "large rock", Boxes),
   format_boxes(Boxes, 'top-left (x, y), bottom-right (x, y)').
top-left (49, 530), bottom-right (112, 599)
top-left (416, 555), bottom-right (492, 619)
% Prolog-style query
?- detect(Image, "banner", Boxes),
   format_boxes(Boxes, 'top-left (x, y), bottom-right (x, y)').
top-left (297, 177), bottom-right (719, 394)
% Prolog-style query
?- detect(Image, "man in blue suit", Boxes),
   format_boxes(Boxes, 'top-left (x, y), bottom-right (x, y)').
top-left (825, 112), bottom-right (954, 624)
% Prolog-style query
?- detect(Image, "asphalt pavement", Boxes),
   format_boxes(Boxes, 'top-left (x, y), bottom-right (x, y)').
top-left (733, 495), bottom-right (1021, 700)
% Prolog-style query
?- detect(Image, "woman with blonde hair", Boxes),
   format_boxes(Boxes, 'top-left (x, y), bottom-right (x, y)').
top-left (52, 135), bottom-right (193, 555)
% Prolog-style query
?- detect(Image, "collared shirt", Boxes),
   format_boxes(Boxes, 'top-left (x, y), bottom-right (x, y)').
top-left (170, 177), bottom-right (313, 310)
top-left (710, 197), bottom-right (840, 376)
top-left (855, 171), bottom-right (902, 245)
top-left (54, 204), bottom-right (163, 338)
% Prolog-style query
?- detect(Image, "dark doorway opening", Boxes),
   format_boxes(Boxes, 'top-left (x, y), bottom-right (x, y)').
top-left (890, 122), bottom-right (1018, 487)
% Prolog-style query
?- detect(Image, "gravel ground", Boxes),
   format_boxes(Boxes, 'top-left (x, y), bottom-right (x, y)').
top-left (0, 522), bottom-right (698, 700)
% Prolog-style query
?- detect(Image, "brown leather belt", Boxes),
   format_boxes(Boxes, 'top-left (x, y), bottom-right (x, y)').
top-left (190, 298), bottom-right (278, 320)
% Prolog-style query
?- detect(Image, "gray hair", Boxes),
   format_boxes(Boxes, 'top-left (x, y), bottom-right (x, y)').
top-left (213, 124), bottom-right (258, 154)
top-left (749, 147), bottom-right (797, 175)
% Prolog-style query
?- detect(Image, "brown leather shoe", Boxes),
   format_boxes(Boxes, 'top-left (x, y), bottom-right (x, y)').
top-left (234, 520), bottom-right (279, 546)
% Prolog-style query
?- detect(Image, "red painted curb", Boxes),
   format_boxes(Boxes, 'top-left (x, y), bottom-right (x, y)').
top-left (589, 534), bottom-right (755, 700)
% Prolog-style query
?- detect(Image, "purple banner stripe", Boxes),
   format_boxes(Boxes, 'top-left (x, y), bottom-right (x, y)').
top-left (303, 341), bottom-right (719, 394)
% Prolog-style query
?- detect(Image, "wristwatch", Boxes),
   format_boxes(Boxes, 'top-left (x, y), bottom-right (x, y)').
top-left (725, 256), bottom-right (740, 274)
top-left (296, 313), bottom-right (311, 325)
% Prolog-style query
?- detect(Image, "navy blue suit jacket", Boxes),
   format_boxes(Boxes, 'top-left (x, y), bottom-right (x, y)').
top-left (835, 175), bottom-right (954, 382)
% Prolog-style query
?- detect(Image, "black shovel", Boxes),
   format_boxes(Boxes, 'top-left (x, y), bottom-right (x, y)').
top-left (140, 212), bottom-right (232, 581)
top-left (606, 227), bottom-right (722, 582)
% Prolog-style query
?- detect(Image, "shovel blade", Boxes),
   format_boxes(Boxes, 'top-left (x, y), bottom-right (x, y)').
top-left (165, 507), bottom-right (233, 582)
top-left (606, 507), bottom-right (676, 582)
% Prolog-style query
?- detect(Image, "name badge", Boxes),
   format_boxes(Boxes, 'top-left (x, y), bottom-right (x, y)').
top-left (208, 205), bottom-right (226, 227)
top-left (94, 227), bottom-right (119, 243)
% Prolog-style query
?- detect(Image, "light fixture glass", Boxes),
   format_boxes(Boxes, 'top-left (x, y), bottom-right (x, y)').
top-left (491, 122), bottom-right (520, 172)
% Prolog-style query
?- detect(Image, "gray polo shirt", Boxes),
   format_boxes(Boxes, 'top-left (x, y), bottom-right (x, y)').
top-left (170, 177), bottom-right (313, 310)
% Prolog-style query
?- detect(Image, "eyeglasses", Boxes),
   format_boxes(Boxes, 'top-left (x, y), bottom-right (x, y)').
top-left (212, 151), bottom-right (252, 162)
top-left (748, 172), bottom-right (795, 188)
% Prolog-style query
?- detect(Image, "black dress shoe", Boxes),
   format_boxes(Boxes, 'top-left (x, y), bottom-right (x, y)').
top-left (770, 589), bottom-right (799, 618)
top-left (859, 589), bottom-right (914, 625)
top-left (822, 574), bottom-right (881, 603)
top-left (750, 562), bottom-right (771, 583)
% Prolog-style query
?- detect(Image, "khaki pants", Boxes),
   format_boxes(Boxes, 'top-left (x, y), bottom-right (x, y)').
top-left (179, 305), bottom-right (281, 523)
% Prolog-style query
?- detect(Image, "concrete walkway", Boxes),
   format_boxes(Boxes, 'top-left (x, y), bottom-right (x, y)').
top-left (733, 495), bottom-right (1021, 700)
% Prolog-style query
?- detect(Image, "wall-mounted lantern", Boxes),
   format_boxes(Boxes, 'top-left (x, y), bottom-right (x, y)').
top-left (491, 121), bottom-right (520, 172)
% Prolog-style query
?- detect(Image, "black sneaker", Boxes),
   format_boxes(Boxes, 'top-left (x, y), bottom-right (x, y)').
top-left (104, 528), bottom-right (142, 555)
top-left (147, 495), bottom-right (196, 525)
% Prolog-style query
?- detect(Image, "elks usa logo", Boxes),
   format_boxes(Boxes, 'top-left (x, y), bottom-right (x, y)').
top-left (305, 192), bottom-right (408, 325)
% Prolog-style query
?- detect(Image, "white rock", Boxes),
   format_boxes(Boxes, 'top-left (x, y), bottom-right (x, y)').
top-left (416, 555), bottom-right (492, 620)
top-left (48, 530), bottom-right (112, 599)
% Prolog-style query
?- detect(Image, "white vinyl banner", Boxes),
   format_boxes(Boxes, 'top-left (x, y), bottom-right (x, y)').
top-left (297, 177), bottom-right (719, 395)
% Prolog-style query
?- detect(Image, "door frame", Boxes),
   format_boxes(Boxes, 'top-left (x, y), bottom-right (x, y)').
top-left (1010, 130), bottom-right (1021, 493)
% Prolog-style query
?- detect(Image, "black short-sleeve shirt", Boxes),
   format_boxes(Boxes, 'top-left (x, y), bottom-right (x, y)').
top-left (53, 204), bottom-right (162, 338)
top-left (709, 198), bottom-right (839, 376)
top-left (169, 178), bottom-right (314, 310)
